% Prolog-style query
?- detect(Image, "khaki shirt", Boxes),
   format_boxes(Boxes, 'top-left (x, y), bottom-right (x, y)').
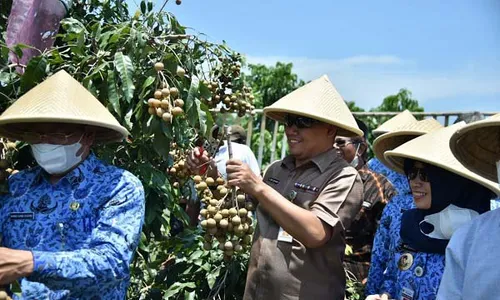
top-left (244, 148), bottom-right (364, 300)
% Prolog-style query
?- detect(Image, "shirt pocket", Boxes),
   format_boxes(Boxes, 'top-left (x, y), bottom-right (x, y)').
top-left (52, 212), bottom-right (97, 250)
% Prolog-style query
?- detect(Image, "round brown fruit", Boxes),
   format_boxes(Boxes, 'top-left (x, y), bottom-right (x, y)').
top-left (170, 87), bottom-right (179, 97)
top-left (147, 98), bottom-right (156, 106)
top-left (147, 107), bottom-right (155, 115)
top-left (154, 90), bottom-right (163, 99)
top-left (208, 227), bottom-right (218, 235)
top-left (245, 202), bottom-right (255, 211)
top-left (209, 199), bottom-right (218, 206)
top-left (156, 107), bottom-right (165, 117)
top-left (203, 242), bottom-right (212, 250)
top-left (228, 208), bottom-right (238, 217)
top-left (174, 99), bottom-right (184, 108)
top-left (200, 220), bottom-right (208, 228)
top-left (224, 241), bottom-right (233, 250)
top-left (161, 88), bottom-right (170, 97)
top-left (176, 66), bottom-right (186, 77)
top-left (219, 187), bottom-right (228, 195)
top-left (237, 194), bottom-right (246, 203)
top-left (162, 113), bottom-right (172, 122)
top-left (172, 107), bottom-right (184, 116)
top-left (197, 182), bottom-right (208, 191)
top-left (220, 209), bottom-right (229, 218)
top-left (214, 213), bottom-right (223, 222)
top-left (242, 234), bottom-right (252, 245)
top-left (231, 216), bottom-right (241, 226)
top-left (219, 243), bottom-right (225, 251)
top-left (200, 209), bottom-right (208, 218)
top-left (224, 249), bottom-right (234, 256)
top-left (238, 208), bottom-right (248, 217)
top-left (207, 205), bottom-right (217, 215)
top-left (219, 219), bottom-right (229, 228)
top-left (154, 62), bottom-right (164, 71)
top-left (0, 291), bottom-right (8, 300)
top-left (205, 177), bottom-right (215, 186)
top-left (161, 99), bottom-right (170, 109)
top-left (193, 175), bottom-right (202, 184)
top-left (234, 244), bottom-right (243, 252)
top-left (216, 177), bottom-right (225, 185)
top-left (207, 218), bottom-right (217, 228)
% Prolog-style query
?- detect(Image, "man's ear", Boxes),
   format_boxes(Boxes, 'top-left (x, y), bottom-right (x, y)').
top-left (327, 125), bottom-right (338, 138)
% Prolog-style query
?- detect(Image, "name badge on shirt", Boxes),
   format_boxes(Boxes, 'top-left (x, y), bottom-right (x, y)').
top-left (277, 226), bottom-right (293, 243)
top-left (401, 287), bottom-right (415, 300)
top-left (9, 212), bottom-right (34, 221)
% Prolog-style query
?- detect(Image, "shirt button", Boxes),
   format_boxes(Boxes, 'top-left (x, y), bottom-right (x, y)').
top-left (414, 266), bottom-right (424, 277)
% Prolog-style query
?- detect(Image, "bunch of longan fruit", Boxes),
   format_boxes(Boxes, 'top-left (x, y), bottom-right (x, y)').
top-left (147, 62), bottom-right (186, 123)
top-left (194, 174), bottom-right (255, 261)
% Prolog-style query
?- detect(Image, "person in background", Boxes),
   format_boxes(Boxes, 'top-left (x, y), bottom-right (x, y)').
top-left (0, 70), bottom-right (145, 299)
top-left (365, 123), bottom-right (499, 300)
top-left (437, 114), bottom-right (500, 300)
top-left (334, 119), bottom-right (396, 285)
top-left (365, 118), bottom-right (443, 295)
top-left (225, 75), bottom-right (364, 300)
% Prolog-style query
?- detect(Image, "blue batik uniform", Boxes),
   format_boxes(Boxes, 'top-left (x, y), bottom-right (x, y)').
top-left (366, 158), bottom-right (415, 295)
top-left (0, 154), bottom-right (145, 299)
top-left (377, 203), bottom-right (445, 300)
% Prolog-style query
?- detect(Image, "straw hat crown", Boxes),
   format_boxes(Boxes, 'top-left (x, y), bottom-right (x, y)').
top-left (373, 109), bottom-right (416, 136)
top-left (263, 75), bottom-right (362, 137)
top-left (0, 70), bottom-right (129, 143)
top-left (450, 113), bottom-right (500, 182)
top-left (385, 122), bottom-right (500, 195)
top-left (373, 118), bottom-right (443, 168)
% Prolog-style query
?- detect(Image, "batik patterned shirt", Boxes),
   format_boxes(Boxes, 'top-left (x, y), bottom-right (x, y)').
top-left (367, 195), bottom-right (444, 300)
top-left (0, 154), bottom-right (145, 299)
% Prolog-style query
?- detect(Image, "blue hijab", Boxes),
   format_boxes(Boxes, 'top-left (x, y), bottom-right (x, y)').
top-left (400, 159), bottom-right (493, 254)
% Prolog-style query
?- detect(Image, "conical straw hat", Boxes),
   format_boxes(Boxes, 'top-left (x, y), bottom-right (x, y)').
top-left (372, 109), bottom-right (416, 136)
top-left (263, 75), bottom-right (362, 137)
top-left (373, 118), bottom-right (443, 168)
top-left (0, 70), bottom-right (129, 143)
top-left (384, 122), bottom-right (500, 196)
top-left (450, 113), bottom-right (500, 182)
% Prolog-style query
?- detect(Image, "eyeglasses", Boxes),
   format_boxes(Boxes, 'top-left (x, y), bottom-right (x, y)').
top-left (334, 139), bottom-right (361, 148)
top-left (22, 132), bottom-right (81, 144)
top-left (284, 115), bottom-right (319, 128)
top-left (406, 168), bottom-right (430, 182)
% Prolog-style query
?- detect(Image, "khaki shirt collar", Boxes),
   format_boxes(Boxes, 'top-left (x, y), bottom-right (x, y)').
top-left (282, 147), bottom-right (341, 173)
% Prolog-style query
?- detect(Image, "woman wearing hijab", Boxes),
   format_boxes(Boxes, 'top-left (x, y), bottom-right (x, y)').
top-left (365, 123), bottom-right (500, 300)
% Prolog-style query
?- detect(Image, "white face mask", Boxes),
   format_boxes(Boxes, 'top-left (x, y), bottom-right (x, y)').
top-left (31, 139), bottom-right (84, 175)
top-left (419, 204), bottom-right (479, 240)
top-left (350, 143), bottom-right (361, 168)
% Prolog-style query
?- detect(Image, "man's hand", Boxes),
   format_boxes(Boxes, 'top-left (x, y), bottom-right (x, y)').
top-left (365, 294), bottom-right (391, 300)
top-left (226, 159), bottom-right (263, 195)
top-left (186, 147), bottom-right (217, 177)
top-left (0, 248), bottom-right (33, 285)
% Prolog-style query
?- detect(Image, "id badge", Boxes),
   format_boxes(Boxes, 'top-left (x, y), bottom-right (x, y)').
top-left (277, 227), bottom-right (293, 243)
top-left (401, 287), bottom-right (414, 300)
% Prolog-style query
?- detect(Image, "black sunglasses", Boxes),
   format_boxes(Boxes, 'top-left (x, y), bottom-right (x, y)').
top-left (284, 115), bottom-right (319, 128)
top-left (406, 168), bottom-right (430, 182)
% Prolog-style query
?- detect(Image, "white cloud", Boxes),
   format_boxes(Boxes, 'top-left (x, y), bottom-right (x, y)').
top-left (246, 55), bottom-right (500, 110)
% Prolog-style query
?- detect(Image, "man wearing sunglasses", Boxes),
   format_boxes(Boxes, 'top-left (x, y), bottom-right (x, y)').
top-left (225, 75), bottom-right (365, 300)
top-left (0, 71), bottom-right (145, 299)
top-left (334, 119), bottom-right (396, 287)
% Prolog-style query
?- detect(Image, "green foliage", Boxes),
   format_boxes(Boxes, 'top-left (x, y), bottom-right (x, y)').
top-left (246, 62), bottom-right (304, 108)
top-left (0, 1), bottom-right (251, 298)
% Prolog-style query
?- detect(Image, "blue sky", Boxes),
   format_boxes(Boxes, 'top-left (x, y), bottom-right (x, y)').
top-left (128, 0), bottom-right (500, 112)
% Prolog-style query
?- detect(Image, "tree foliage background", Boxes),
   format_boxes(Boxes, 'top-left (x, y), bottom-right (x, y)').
top-left (0, 1), bottom-right (425, 299)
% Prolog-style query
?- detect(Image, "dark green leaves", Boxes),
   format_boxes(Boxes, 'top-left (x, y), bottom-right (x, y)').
top-left (113, 52), bottom-right (135, 103)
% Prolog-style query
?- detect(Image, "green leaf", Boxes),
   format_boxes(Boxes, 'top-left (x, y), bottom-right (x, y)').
top-left (113, 52), bottom-right (135, 103)
top-left (20, 56), bottom-right (47, 92)
top-left (106, 70), bottom-right (121, 117)
top-left (139, 76), bottom-right (155, 98)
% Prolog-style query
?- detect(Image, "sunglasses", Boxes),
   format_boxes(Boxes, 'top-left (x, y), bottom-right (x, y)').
top-left (284, 115), bottom-right (319, 128)
top-left (406, 168), bottom-right (430, 182)
top-left (334, 139), bottom-right (361, 148)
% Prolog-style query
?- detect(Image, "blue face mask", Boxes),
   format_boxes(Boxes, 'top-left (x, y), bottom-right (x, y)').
top-left (31, 138), bottom-right (83, 175)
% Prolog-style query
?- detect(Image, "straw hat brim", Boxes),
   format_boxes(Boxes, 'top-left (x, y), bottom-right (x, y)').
top-left (450, 114), bottom-right (500, 182)
top-left (373, 131), bottom-right (423, 169)
top-left (264, 109), bottom-right (363, 137)
top-left (262, 75), bottom-right (363, 137)
top-left (384, 123), bottom-right (500, 196)
top-left (0, 118), bottom-right (127, 143)
top-left (0, 70), bottom-right (129, 143)
top-left (372, 110), bottom-right (416, 136)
